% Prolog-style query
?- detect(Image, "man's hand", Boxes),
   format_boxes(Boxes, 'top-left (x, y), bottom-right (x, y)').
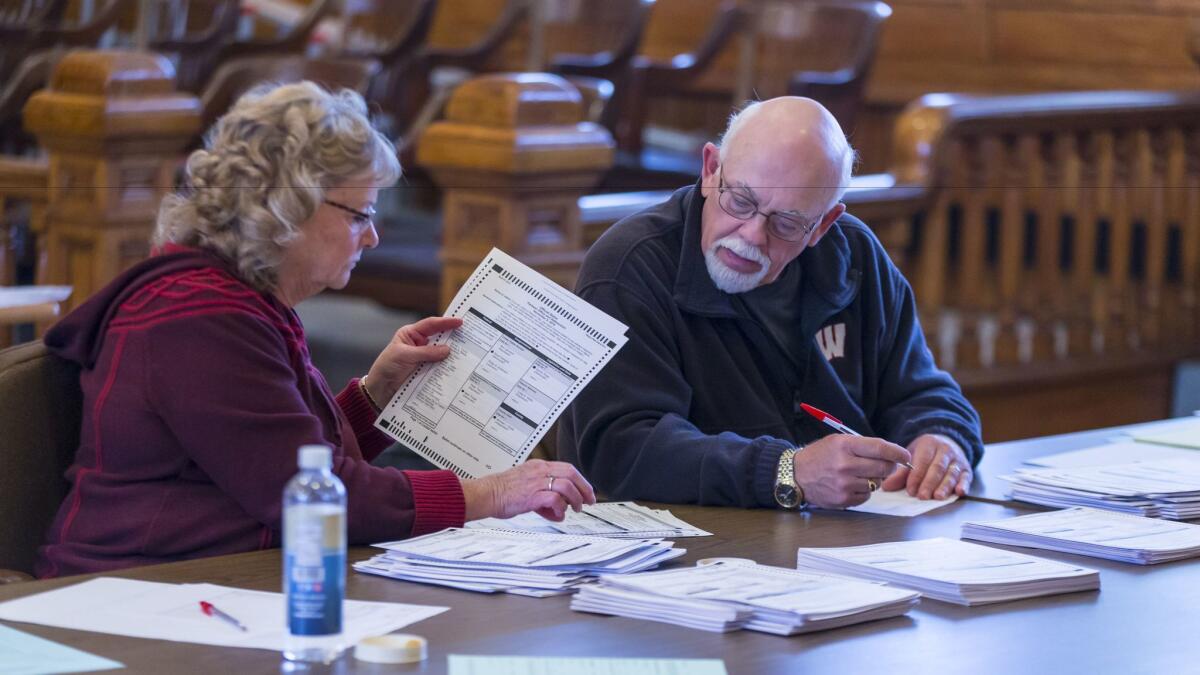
top-left (792, 435), bottom-right (912, 508)
top-left (880, 433), bottom-right (971, 499)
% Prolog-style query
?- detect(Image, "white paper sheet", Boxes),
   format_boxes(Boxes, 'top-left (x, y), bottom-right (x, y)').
top-left (847, 490), bottom-right (958, 516)
top-left (0, 623), bottom-right (122, 675)
top-left (1026, 441), bottom-right (1199, 468)
top-left (0, 578), bottom-right (446, 652)
top-left (448, 655), bottom-right (728, 675)
top-left (375, 248), bottom-right (628, 478)
top-left (466, 502), bottom-right (712, 538)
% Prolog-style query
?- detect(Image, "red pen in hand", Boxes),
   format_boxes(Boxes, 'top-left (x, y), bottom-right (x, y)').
top-left (199, 600), bottom-right (248, 632)
top-left (799, 402), bottom-right (916, 470)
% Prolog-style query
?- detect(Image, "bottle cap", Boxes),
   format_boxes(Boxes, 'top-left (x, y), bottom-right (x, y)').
top-left (298, 444), bottom-right (332, 469)
top-left (353, 634), bottom-right (428, 664)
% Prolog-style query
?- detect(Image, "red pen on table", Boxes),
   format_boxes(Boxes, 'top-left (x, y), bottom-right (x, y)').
top-left (199, 600), bottom-right (248, 632)
top-left (799, 402), bottom-right (916, 470)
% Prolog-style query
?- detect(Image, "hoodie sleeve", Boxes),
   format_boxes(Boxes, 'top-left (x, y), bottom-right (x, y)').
top-left (145, 306), bottom-right (464, 542)
top-left (559, 279), bottom-right (791, 507)
top-left (870, 249), bottom-right (985, 466)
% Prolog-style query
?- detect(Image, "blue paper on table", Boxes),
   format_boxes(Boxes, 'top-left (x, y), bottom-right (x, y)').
top-left (0, 623), bottom-right (123, 674)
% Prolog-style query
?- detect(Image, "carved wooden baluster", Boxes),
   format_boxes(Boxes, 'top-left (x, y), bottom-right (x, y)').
top-left (1087, 131), bottom-right (1116, 354)
top-left (1107, 131), bottom-right (1135, 354)
top-left (914, 139), bottom-right (963, 369)
top-left (994, 133), bottom-right (1027, 365)
top-left (1162, 127), bottom-right (1189, 344)
top-left (1054, 133), bottom-right (1086, 357)
top-left (1137, 129), bottom-right (1167, 349)
top-left (960, 136), bottom-right (1004, 369)
top-left (1024, 132), bottom-right (1058, 362)
top-left (1183, 129), bottom-right (1200, 342)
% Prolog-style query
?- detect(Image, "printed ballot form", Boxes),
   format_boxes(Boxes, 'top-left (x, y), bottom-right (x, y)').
top-left (376, 248), bottom-right (628, 478)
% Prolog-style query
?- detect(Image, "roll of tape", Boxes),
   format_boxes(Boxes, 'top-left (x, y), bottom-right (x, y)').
top-left (354, 634), bottom-right (428, 664)
top-left (696, 557), bottom-right (755, 567)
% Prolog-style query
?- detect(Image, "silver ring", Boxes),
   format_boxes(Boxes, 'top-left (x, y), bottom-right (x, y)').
top-left (547, 476), bottom-right (556, 491)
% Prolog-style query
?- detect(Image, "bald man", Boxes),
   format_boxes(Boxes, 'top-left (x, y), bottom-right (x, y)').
top-left (558, 98), bottom-right (983, 511)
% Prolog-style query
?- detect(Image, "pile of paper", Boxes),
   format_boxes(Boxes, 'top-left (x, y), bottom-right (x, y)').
top-left (795, 537), bottom-right (1099, 606)
top-left (1000, 458), bottom-right (1200, 519)
top-left (355, 528), bottom-right (684, 597)
top-left (570, 561), bottom-right (919, 635)
top-left (961, 507), bottom-right (1200, 564)
top-left (465, 502), bottom-right (711, 539)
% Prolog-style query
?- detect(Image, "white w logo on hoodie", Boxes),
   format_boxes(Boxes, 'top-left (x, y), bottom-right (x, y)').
top-left (816, 323), bottom-right (846, 361)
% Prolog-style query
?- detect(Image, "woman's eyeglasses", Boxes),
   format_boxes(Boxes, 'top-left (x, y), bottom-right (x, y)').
top-left (324, 199), bottom-right (376, 229)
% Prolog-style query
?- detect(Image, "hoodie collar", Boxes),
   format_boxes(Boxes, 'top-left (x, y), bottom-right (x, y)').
top-left (672, 180), bottom-right (859, 318)
top-left (44, 245), bottom-right (271, 369)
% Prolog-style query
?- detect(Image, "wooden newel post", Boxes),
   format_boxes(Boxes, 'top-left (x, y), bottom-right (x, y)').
top-left (23, 50), bottom-right (201, 313)
top-left (417, 73), bottom-right (615, 308)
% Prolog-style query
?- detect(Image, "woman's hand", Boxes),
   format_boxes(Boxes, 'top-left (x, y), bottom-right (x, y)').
top-left (363, 316), bottom-right (462, 407)
top-left (461, 459), bottom-right (597, 522)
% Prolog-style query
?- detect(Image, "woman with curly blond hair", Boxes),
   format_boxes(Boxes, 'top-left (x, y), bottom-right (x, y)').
top-left (37, 81), bottom-right (593, 577)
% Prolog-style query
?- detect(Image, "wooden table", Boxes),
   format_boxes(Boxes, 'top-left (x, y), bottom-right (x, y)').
top-left (2, 493), bottom-right (1197, 674)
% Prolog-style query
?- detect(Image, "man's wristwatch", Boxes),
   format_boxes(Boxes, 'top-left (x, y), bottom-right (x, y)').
top-left (774, 448), bottom-right (807, 510)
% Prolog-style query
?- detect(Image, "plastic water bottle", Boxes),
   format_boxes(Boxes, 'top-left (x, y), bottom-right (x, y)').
top-left (282, 444), bottom-right (346, 663)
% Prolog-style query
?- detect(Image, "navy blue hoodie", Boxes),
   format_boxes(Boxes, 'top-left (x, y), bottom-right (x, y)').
top-left (559, 183), bottom-right (983, 507)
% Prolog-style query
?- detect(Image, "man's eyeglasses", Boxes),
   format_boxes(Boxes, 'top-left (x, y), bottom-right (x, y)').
top-left (716, 172), bottom-right (817, 242)
top-left (324, 199), bottom-right (376, 229)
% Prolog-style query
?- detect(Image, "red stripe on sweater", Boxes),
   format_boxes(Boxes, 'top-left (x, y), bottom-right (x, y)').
top-left (48, 330), bottom-right (129, 578)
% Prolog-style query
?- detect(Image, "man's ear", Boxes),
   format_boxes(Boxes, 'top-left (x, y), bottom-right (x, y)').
top-left (700, 142), bottom-right (720, 198)
top-left (806, 202), bottom-right (846, 248)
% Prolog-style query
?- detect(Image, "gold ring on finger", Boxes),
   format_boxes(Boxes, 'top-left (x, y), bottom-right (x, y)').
top-left (547, 476), bottom-right (556, 491)
top-left (867, 478), bottom-right (878, 492)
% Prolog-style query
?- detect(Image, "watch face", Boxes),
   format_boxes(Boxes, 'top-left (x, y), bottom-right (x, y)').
top-left (774, 484), bottom-right (799, 508)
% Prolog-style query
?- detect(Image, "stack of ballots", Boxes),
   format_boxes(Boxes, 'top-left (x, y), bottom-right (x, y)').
top-left (795, 537), bottom-right (1099, 606)
top-left (1000, 458), bottom-right (1200, 519)
top-left (465, 502), bottom-right (711, 539)
top-left (961, 507), bottom-right (1200, 565)
top-left (570, 561), bottom-right (919, 635)
top-left (355, 528), bottom-right (684, 597)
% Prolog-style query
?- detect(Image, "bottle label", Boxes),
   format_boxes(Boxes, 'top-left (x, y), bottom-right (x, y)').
top-left (285, 508), bottom-right (345, 636)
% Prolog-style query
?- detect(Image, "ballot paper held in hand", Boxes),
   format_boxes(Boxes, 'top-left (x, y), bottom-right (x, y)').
top-left (374, 248), bottom-right (628, 478)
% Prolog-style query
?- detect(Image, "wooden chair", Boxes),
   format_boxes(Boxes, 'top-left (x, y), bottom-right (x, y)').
top-left (216, 0), bottom-right (338, 62)
top-left (0, 47), bottom-right (63, 154)
top-left (544, 0), bottom-right (654, 134)
top-left (339, 0), bottom-right (439, 132)
top-left (0, 0), bottom-right (133, 79)
top-left (389, 0), bottom-right (530, 157)
top-left (615, 0), bottom-right (891, 160)
top-left (147, 0), bottom-right (241, 93)
top-left (198, 54), bottom-right (383, 132)
top-left (771, 0), bottom-right (891, 136)
top-left (614, 0), bottom-right (743, 156)
top-left (0, 340), bottom-right (81, 583)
